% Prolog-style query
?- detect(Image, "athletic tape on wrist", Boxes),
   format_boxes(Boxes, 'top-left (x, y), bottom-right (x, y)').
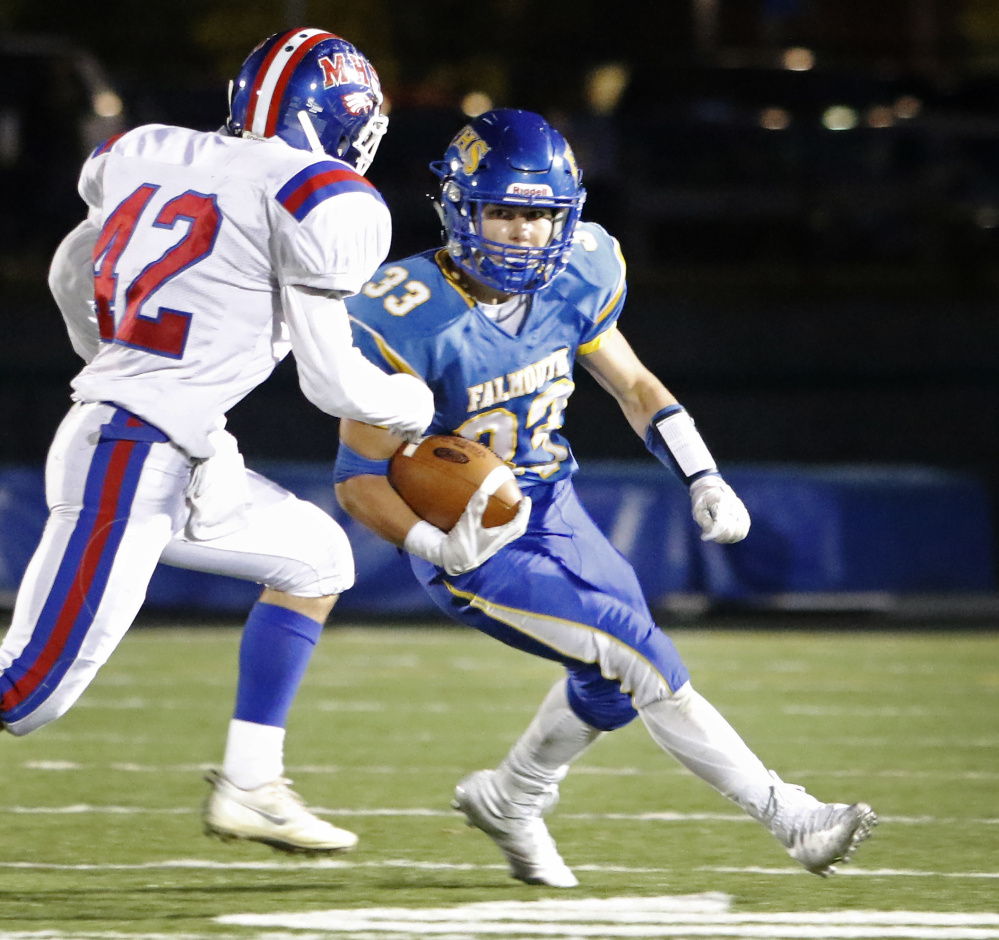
top-left (644, 405), bottom-right (718, 485)
top-left (403, 519), bottom-right (446, 567)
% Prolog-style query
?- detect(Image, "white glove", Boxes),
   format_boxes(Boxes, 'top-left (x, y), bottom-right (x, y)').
top-left (441, 488), bottom-right (532, 574)
top-left (404, 473), bottom-right (532, 575)
top-left (379, 373), bottom-right (435, 442)
top-left (689, 474), bottom-right (750, 544)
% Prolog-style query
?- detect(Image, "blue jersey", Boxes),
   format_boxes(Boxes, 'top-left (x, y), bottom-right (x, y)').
top-left (345, 222), bottom-right (627, 487)
top-left (346, 222), bottom-right (690, 725)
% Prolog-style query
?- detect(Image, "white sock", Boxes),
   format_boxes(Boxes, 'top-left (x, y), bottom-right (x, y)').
top-left (496, 678), bottom-right (603, 800)
top-left (638, 682), bottom-right (777, 820)
top-left (222, 718), bottom-right (285, 790)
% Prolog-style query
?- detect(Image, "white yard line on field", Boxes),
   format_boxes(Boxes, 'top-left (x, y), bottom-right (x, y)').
top-left (217, 898), bottom-right (999, 940)
top-left (3, 803), bottom-right (997, 827)
top-left (0, 858), bottom-right (997, 880)
top-left (20, 760), bottom-right (999, 782)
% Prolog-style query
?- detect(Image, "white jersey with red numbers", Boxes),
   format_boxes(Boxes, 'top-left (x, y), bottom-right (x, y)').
top-left (70, 123), bottom-right (391, 458)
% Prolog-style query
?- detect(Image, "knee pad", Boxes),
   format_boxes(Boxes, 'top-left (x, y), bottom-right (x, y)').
top-left (270, 501), bottom-right (354, 596)
top-left (565, 663), bottom-right (639, 731)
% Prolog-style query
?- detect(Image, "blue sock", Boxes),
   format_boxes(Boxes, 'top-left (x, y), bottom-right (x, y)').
top-left (233, 602), bottom-right (324, 727)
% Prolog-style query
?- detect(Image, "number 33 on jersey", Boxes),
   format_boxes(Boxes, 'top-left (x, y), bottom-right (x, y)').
top-left (345, 222), bottom-right (626, 484)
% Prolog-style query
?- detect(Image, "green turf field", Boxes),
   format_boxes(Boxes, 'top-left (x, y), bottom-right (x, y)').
top-left (1, 624), bottom-right (997, 939)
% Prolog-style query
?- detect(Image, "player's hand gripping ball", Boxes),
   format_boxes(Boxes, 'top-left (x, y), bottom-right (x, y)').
top-left (388, 435), bottom-right (522, 532)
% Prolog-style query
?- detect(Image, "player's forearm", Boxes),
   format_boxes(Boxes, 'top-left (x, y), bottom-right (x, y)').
top-left (335, 473), bottom-right (420, 547)
top-left (579, 328), bottom-right (677, 439)
top-left (283, 283), bottom-right (432, 429)
top-left (300, 341), bottom-right (416, 424)
top-left (619, 383), bottom-right (679, 440)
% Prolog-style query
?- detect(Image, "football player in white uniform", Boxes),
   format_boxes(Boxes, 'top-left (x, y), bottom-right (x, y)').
top-left (0, 29), bottom-right (433, 855)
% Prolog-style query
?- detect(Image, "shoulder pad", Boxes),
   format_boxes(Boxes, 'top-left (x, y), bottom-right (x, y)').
top-left (347, 250), bottom-right (471, 337)
top-left (564, 222), bottom-right (625, 283)
top-left (546, 222), bottom-right (627, 320)
top-left (275, 156), bottom-right (385, 222)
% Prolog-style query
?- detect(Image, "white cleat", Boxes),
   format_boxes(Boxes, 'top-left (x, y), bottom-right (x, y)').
top-left (202, 769), bottom-right (357, 855)
top-left (763, 772), bottom-right (877, 876)
top-left (452, 769), bottom-right (578, 888)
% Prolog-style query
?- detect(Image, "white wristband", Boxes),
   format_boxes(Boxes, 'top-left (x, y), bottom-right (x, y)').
top-left (402, 520), bottom-right (446, 567)
top-left (654, 410), bottom-right (717, 482)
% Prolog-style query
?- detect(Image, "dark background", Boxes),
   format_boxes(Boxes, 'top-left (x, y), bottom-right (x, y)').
top-left (1, 0), bottom-right (997, 551)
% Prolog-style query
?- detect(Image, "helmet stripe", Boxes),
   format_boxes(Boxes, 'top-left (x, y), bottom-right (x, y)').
top-left (262, 31), bottom-right (333, 138)
top-left (246, 28), bottom-right (331, 138)
top-left (245, 31), bottom-right (301, 133)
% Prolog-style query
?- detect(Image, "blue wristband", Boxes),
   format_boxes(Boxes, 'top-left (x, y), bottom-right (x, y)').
top-left (333, 440), bottom-right (392, 484)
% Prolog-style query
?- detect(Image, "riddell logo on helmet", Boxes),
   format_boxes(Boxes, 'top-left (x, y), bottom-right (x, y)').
top-left (507, 183), bottom-right (554, 197)
top-left (319, 53), bottom-right (373, 90)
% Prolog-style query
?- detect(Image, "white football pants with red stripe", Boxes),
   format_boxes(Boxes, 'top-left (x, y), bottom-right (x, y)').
top-left (0, 401), bottom-right (353, 735)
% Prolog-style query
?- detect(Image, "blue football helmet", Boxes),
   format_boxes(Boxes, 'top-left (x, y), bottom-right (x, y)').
top-left (228, 28), bottom-right (388, 174)
top-left (430, 109), bottom-right (586, 294)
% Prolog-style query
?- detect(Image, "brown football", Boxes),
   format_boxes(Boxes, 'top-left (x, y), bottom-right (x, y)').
top-left (388, 435), bottom-right (522, 532)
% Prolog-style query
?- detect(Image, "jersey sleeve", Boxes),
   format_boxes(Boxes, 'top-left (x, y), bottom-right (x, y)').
top-left (269, 160), bottom-right (391, 295)
top-left (49, 217), bottom-right (101, 363)
top-left (77, 148), bottom-right (108, 213)
top-left (77, 131), bottom-right (133, 214)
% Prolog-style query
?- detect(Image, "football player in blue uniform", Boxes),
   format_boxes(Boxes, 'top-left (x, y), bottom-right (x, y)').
top-left (334, 109), bottom-right (876, 886)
